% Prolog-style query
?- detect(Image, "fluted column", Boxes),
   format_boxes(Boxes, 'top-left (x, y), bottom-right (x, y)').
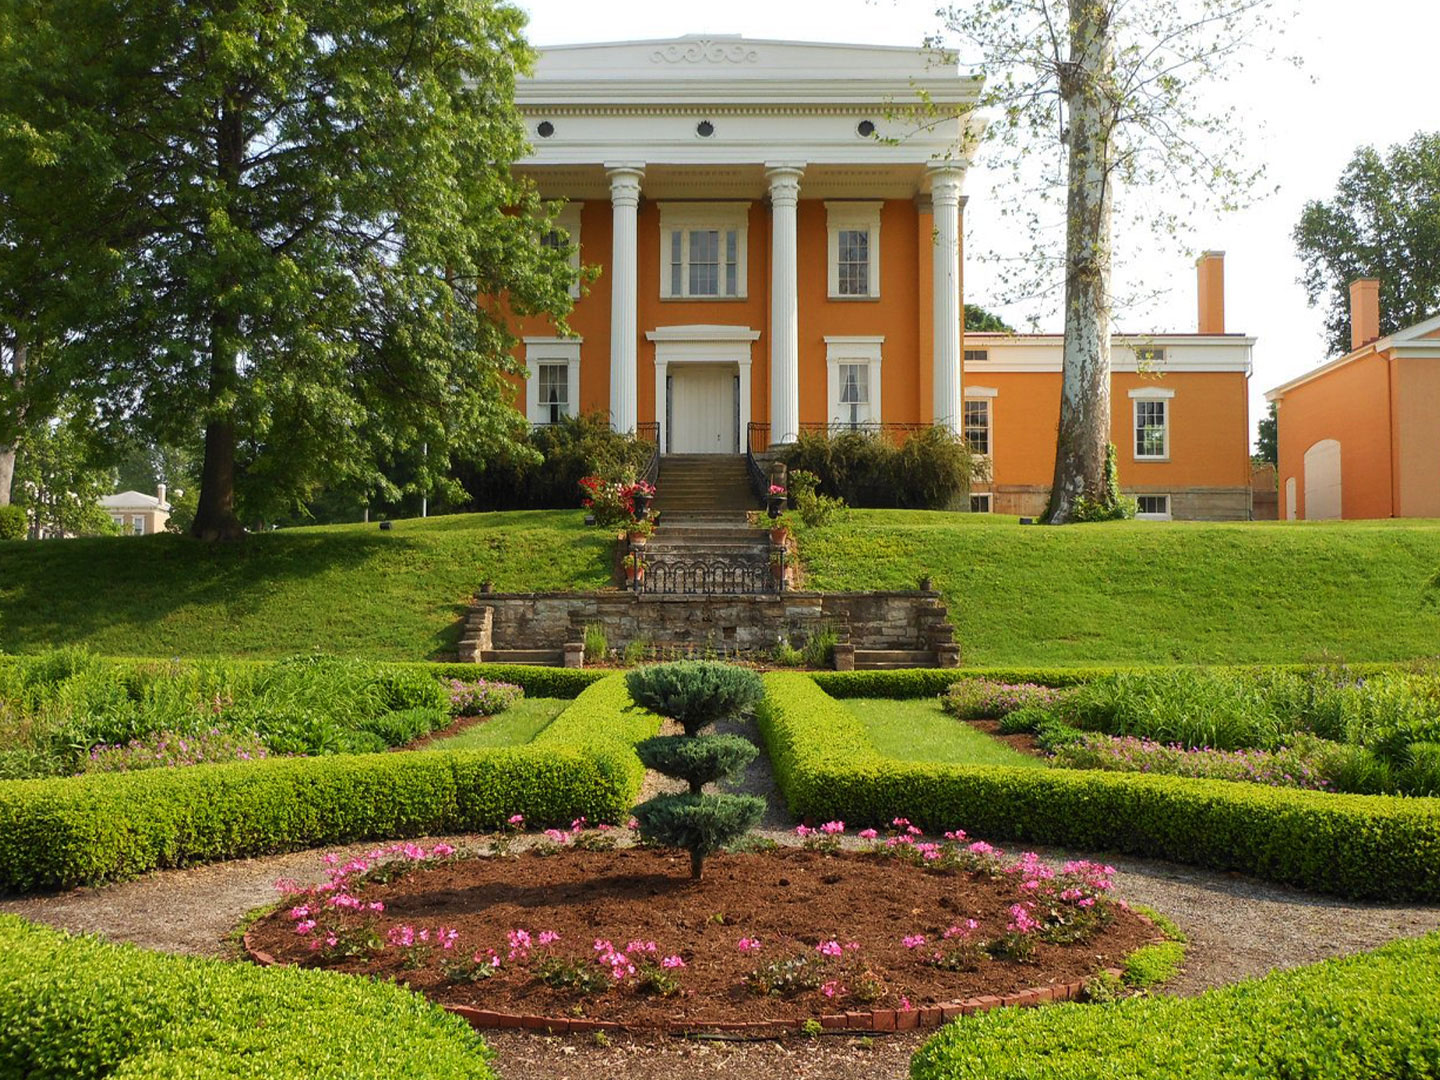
top-left (929, 164), bottom-right (966, 432)
top-left (766, 164), bottom-right (804, 445)
top-left (606, 164), bottom-right (644, 435)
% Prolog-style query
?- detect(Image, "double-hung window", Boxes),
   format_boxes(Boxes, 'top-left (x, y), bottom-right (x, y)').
top-left (658, 203), bottom-right (748, 299)
top-left (837, 363), bottom-right (870, 428)
top-left (1130, 388), bottom-right (1174, 460)
top-left (824, 337), bottom-right (883, 429)
top-left (826, 202), bottom-right (882, 298)
top-left (962, 399), bottom-right (991, 456)
top-left (524, 338), bottom-right (581, 427)
top-left (539, 202), bottom-right (583, 298)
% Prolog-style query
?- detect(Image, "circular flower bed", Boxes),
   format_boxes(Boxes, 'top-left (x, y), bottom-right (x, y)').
top-left (244, 822), bottom-right (1156, 1031)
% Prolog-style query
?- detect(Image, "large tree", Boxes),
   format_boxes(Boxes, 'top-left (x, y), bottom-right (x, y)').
top-left (4, 0), bottom-right (575, 539)
top-left (1294, 132), bottom-right (1440, 358)
top-left (933, 0), bottom-right (1286, 521)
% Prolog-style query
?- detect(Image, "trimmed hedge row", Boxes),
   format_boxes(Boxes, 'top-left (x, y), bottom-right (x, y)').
top-left (0, 676), bottom-right (658, 892)
top-left (759, 673), bottom-right (1440, 900)
top-left (0, 915), bottom-right (496, 1079)
top-left (911, 932), bottom-right (1440, 1080)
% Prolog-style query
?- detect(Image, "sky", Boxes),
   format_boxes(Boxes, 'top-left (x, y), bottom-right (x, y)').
top-left (516, 0), bottom-right (1440, 448)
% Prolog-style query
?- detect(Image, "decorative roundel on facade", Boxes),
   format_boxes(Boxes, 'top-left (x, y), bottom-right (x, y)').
top-left (536, 120), bottom-right (555, 138)
top-left (696, 120), bottom-right (715, 138)
top-left (857, 119), bottom-right (877, 137)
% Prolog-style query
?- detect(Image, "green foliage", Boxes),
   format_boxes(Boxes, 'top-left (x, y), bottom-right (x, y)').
top-left (756, 673), bottom-right (1440, 900)
top-left (1295, 132), bottom-right (1440, 358)
top-left (914, 934), bottom-right (1440, 1080)
top-left (632, 792), bottom-right (766, 880)
top-left (1123, 940), bottom-right (1187, 988)
top-left (1255, 401), bottom-right (1278, 466)
top-left (781, 428), bottom-right (978, 511)
top-left (11, 408), bottom-right (120, 538)
top-left (1130, 904), bottom-right (1187, 944)
top-left (583, 624), bottom-right (608, 665)
top-left (787, 468), bottom-right (845, 527)
top-left (0, 504), bottom-right (25, 539)
top-left (964, 304), bottom-right (1013, 332)
top-left (634, 734), bottom-right (758, 794)
top-left (0, 915), bottom-right (497, 1080)
top-left (625, 661), bottom-right (764, 737)
top-left (457, 413), bottom-right (655, 511)
top-left (1069, 444), bottom-right (1137, 522)
top-left (357, 707), bottom-right (448, 748)
top-left (0, 675), bottom-right (658, 891)
top-left (801, 626), bottom-right (839, 669)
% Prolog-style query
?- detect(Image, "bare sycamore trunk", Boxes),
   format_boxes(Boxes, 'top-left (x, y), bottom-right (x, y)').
top-left (1044, 0), bottom-right (1116, 524)
top-left (191, 101), bottom-right (246, 541)
top-left (0, 334), bottom-right (27, 507)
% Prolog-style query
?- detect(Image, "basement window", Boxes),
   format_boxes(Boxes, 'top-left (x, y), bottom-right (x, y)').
top-left (1136, 494), bottom-right (1171, 520)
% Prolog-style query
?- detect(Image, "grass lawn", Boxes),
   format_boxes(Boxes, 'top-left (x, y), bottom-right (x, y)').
top-left (0, 511), bottom-right (611, 661)
top-left (797, 512), bottom-right (1440, 666)
top-left (427, 698), bottom-right (569, 750)
top-left (844, 697), bottom-right (1043, 768)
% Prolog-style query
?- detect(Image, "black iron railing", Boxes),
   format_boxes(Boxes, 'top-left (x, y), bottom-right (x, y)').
top-left (635, 422), bottom-right (660, 489)
top-left (745, 439), bottom-right (769, 503)
top-left (635, 557), bottom-right (778, 596)
top-left (745, 421), bottom-right (937, 455)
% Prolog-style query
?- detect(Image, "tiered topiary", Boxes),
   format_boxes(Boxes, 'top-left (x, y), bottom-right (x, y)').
top-left (627, 662), bottom-right (766, 880)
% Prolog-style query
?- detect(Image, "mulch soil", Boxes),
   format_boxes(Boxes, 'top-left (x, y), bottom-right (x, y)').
top-left (245, 846), bottom-right (1153, 1028)
top-left (966, 718), bottom-right (1043, 756)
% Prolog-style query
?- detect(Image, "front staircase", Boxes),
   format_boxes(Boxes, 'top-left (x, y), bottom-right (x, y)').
top-left (652, 454), bottom-right (759, 519)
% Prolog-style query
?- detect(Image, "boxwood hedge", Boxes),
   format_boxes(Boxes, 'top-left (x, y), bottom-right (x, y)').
top-left (0, 676), bottom-right (658, 892)
top-left (911, 932), bottom-right (1440, 1080)
top-left (759, 673), bottom-right (1440, 900)
top-left (0, 915), bottom-right (496, 1080)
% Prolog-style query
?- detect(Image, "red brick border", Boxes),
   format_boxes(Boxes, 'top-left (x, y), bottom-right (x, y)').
top-left (242, 932), bottom-right (1137, 1036)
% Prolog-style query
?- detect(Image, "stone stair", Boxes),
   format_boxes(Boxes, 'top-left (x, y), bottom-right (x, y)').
top-left (654, 454), bottom-right (759, 516)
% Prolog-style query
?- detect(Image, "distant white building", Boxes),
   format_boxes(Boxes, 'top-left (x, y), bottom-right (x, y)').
top-left (99, 485), bottom-right (172, 535)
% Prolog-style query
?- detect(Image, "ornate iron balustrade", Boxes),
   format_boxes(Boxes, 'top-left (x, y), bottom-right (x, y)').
top-left (634, 556), bottom-right (778, 596)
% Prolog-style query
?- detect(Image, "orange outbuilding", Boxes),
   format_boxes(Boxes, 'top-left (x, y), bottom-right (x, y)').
top-left (1265, 281), bottom-right (1440, 520)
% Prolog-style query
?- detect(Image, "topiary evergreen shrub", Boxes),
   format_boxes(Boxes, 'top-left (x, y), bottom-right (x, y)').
top-left (627, 662), bottom-right (765, 879)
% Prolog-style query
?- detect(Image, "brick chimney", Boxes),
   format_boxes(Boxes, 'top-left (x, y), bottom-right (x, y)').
top-left (1350, 278), bottom-right (1381, 351)
top-left (1196, 251), bottom-right (1225, 334)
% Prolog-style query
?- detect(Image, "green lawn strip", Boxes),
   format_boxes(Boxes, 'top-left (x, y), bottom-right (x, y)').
top-left (0, 510), bottom-right (611, 661)
top-left (757, 673), bottom-right (1440, 900)
top-left (795, 512), bottom-right (1440, 665)
top-left (0, 914), bottom-right (496, 1080)
top-left (428, 698), bottom-right (569, 750)
top-left (911, 933), bottom-right (1440, 1080)
top-left (842, 696), bottom-right (1042, 768)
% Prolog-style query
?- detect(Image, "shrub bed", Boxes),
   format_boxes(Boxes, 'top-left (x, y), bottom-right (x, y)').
top-left (758, 674), bottom-right (1440, 900)
top-left (911, 933), bottom-right (1440, 1080)
top-left (0, 914), bottom-right (496, 1080)
top-left (0, 677), bottom-right (657, 892)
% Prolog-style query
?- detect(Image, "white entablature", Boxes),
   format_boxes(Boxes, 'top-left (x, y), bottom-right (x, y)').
top-left (515, 34), bottom-right (982, 199)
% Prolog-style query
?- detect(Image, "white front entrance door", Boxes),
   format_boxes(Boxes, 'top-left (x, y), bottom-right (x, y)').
top-left (669, 365), bottom-right (736, 453)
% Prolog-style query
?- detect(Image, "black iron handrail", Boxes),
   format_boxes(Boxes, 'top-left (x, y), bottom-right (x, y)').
top-left (635, 556), bottom-right (777, 596)
top-left (745, 421), bottom-right (937, 454)
top-left (635, 422), bottom-right (660, 489)
top-left (745, 439), bottom-right (769, 502)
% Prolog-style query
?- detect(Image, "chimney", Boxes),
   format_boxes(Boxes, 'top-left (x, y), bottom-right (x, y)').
top-left (1196, 251), bottom-right (1225, 334)
top-left (1350, 278), bottom-right (1381, 351)
top-left (157, 483), bottom-right (167, 506)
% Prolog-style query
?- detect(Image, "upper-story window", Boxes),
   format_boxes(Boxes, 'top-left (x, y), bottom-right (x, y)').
top-left (658, 203), bottom-right (749, 299)
top-left (826, 202), bottom-right (882, 299)
top-left (962, 399), bottom-right (990, 455)
top-left (540, 202), bottom-right (583, 298)
top-left (1129, 388), bottom-right (1174, 460)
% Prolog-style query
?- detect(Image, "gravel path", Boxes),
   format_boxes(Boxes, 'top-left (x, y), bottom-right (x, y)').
top-left (4, 731), bottom-right (1439, 1080)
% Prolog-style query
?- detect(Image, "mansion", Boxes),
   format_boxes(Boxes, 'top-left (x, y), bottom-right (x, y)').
top-left (505, 35), bottom-right (1256, 520)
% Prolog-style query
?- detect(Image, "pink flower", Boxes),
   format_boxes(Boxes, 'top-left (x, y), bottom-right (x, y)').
top-left (892, 818), bottom-right (911, 828)
top-left (943, 920), bottom-right (978, 939)
top-left (431, 843), bottom-right (455, 857)
top-left (902, 934), bottom-right (927, 949)
top-left (737, 937), bottom-right (762, 953)
top-left (387, 925), bottom-right (415, 948)
top-left (943, 830), bottom-right (968, 842)
top-left (288, 905), bottom-right (311, 920)
top-left (538, 930), bottom-right (561, 946)
top-left (294, 919), bottom-right (316, 935)
top-left (820, 820), bottom-right (845, 835)
top-left (570, 817), bottom-right (587, 832)
top-left (543, 828), bottom-right (570, 844)
top-left (438, 927), bottom-right (459, 950)
top-left (627, 817), bottom-right (640, 830)
top-left (900, 996), bottom-right (913, 1012)
top-left (821, 979), bottom-right (843, 998)
top-left (508, 814), bottom-right (525, 826)
top-left (661, 955), bottom-right (686, 969)
top-left (507, 928), bottom-right (533, 960)
top-left (1007, 904), bottom-right (1040, 934)
top-left (626, 940), bottom-right (658, 954)
top-left (366, 901), bottom-right (385, 913)
top-left (858, 828), bottom-right (878, 840)
top-left (968, 841), bottom-right (994, 856)
top-left (816, 940), bottom-right (843, 958)
top-left (795, 825), bottom-right (813, 838)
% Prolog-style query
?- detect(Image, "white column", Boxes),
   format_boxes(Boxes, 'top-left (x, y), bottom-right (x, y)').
top-left (929, 164), bottom-right (966, 433)
top-left (606, 164), bottom-right (644, 435)
top-left (766, 164), bottom-right (804, 445)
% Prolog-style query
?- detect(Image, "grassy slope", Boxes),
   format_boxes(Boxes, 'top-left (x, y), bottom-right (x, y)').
top-left (797, 512), bottom-right (1440, 666)
top-left (0, 511), bottom-right (611, 661)
top-left (844, 697), bottom-right (1042, 768)
top-left (428, 698), bottom-right (569, 750)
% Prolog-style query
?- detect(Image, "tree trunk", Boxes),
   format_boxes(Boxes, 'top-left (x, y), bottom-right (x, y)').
top-left (690, 849), bottom-right (704, 881)
top-left (1044, 0), bottom-right (1116, 524)
top-left (0, 334), bottom-right (28, 508)
top-left (190, 101), bottom-right (246, 541)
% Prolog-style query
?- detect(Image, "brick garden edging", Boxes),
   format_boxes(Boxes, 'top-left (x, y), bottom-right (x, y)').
top-left (242, 932), bottom-right (1127, 1037)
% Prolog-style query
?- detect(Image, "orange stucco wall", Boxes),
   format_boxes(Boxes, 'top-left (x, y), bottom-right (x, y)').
top-left (1275, 352), bottom-right (1394, 520)
top-left (1396, 355), bottom-right (1440, 517)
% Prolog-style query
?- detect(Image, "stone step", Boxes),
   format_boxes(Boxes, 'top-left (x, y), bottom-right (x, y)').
top-left (479, 648), bottom-right (565, 665)
top-left (853, 649), bottom-right (938, 670)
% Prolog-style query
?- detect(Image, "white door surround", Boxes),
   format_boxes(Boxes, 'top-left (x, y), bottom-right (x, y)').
top-left (646, 325), bottom-right (760, 455)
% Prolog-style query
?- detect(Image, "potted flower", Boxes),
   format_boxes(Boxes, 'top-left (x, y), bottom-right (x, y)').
top-left (626, 518), bottom-right (655, 546)
top-left (768, 514), bottom-right (789, 545)
top-left (622, 552), bottom-right (645, 584)
top-left (628, 479), bottom-right (656, 521)
top-left (766, 483), bottom-right (787, 520)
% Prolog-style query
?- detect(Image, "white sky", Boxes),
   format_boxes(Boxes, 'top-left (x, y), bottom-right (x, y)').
top-left (517, 0), bottom-right (1440, 447)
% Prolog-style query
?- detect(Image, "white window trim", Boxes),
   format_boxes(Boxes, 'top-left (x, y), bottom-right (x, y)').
top-left (969, 492), bottom-right (992, 514)
top-left (546, 202), bottom-right (584, 299)
top-left (130, 515), bottom-right (146, 535)
top-left (963, 387), bottom-right (997, 460)
top-left (657, 202), bottom-right (750, 300)
top-left (823, 336), bottom-right (883, 428)
top-left (825, 201), bottom-right (882, 299)
top-left (1134, 494), bottom-right (1173, 521)
top-left (1129, 387), bottom-right (1173, 461)
top-left (524, 336), bottom-right (582, 426)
